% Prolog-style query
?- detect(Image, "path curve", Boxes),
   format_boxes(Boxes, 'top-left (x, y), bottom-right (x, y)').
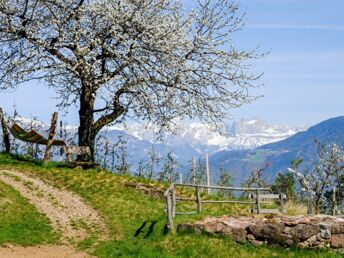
top-left (0, 169), bottom-right (108, 242)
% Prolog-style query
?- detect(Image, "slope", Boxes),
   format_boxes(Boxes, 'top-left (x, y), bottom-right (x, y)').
top-left (0, 153), bottom-right (341, 257)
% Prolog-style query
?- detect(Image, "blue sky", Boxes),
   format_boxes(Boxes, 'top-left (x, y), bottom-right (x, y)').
top-left (0, 0), bottom-right (343, 127)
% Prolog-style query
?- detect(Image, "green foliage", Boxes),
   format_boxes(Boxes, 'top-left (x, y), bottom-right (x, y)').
top-left (0, 180), bottom-right (59, 246)
top-left (217, 168), bottom-right (234, 198)
top-left (158, 150), bottom-right (178, 183)
top-left (243, 162), bottom-right (271, 188)
top-left (272, 172), bottom-right (296, 200)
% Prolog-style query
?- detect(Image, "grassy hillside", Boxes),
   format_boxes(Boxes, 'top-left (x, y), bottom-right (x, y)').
top-left (0, 180), bottom-right (59, 246)
top-left (0, 153), bottom-right (342, 258)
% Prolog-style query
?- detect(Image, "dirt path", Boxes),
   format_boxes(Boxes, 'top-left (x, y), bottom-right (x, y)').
top-left (0, 169), bottom-right (109, 257)
top-left (0, 245), bottom-right (96, 258)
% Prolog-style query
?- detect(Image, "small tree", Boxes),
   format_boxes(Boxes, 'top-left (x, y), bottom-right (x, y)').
top-left (0, 0), bottom-right (261, 161)
top-left (272, 172), bottom-right (296, 200)
top-left (186, 157), bottom-right (207, 185)
top-left (147, 145), bottom-right (161, 179)
top-left (243, 162), bottom-right (271, 188)
top-left (158, 150), bottom-right (178, 183)
top-left (217, 167), bottom-right (234, 198)
top-left (115, 136), bottom-right (130, 175)
top-left (135, 159), bottom-right (149, 178)
top-left (290, 142), bottom-right (344, 214)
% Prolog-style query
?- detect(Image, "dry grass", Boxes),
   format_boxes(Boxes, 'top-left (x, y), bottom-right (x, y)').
top-left (284, 200), bottom-right (308, 216)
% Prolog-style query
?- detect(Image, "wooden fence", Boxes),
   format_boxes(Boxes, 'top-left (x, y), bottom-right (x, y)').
top-left (164, 183), bottom-right (286, 230)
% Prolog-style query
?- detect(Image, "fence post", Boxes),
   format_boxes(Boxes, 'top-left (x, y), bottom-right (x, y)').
top-left (205, 152), bottom-right (211, 195)
top-left (279, 193), bottom-right (285, 214)
top-left (193, 157), bottom-right (197, 185)
top-left (166, 189), bottom-right (174, 230)
top-left (256, 188), bottom-right (260, 214)
top-left (43, 112), bottom-right (58, 166)
top-left (59, 121), bottom-right (63, 158)
top-left (196, 185), bottom-right (202, 213)
top-left (332, 186), bottom-right (337, 216)
top-left (172, 185), bottom-right (176, 218)
top-left (307, 192), bottom-right (313, 215)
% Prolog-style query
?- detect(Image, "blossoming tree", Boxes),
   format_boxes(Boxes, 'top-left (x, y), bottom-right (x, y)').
top-left (289, 142), bottom-right (344, 214)
top-left (0, 0), bottom-right (261, 161)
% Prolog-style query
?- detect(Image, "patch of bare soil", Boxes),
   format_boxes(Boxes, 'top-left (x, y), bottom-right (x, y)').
top-left (0, 245), bottom-right (95, 258)
top-left (0, 169), bottom-right (108, 243)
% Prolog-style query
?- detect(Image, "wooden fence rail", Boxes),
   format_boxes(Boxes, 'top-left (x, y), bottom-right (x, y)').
top-left (164, 183), bottom-right (286, 231)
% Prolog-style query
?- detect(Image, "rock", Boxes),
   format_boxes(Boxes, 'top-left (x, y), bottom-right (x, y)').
top-left (319, 223), bottom-right (331, 239)
top-left (135, 185), bottom-right (164, 198)
top-left (203, 222), bottom-right (225, 235)
top-left (331, 234), bottom-right (344, 248)
top-left (230, 227), bottom-right (247, 243)
top-left (250, 239), bottom-right (264, 246)
top-left (306, 235), bottom-right (318, 247)
top-left (332, 224), bottom-right (344, 234)
top-left (249, 223), bottom-right (284, 239)
top-left (177, 223), bottom-right (202, 234)
top-left (290, 224), bottom-right (318, 241)
top-left (320, 229), bottom-right (331, 239)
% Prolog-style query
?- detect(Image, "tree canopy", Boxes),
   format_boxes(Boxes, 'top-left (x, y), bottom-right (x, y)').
top-left (0, 0), bottom-right (261, 160)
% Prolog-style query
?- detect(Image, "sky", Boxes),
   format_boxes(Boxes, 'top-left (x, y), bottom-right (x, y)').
top-left (0, 0), bottom-right (343, 127)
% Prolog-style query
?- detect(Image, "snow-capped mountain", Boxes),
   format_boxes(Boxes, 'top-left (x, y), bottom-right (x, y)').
top-left (225, 117), bottom-right (306, 150)
top-left (111, 117), bottom-right (306, 155)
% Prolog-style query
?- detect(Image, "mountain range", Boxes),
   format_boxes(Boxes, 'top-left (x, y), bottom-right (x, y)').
top-left (209, 116), bottom-right (344, 185)
top-left (102, 117), bottom-right (305, 167)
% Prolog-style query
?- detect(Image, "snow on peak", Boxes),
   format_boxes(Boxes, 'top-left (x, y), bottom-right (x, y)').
top-left (246, 119), bottom-right (257, 125)
top-left (119, 117), bottom-right (306, 156)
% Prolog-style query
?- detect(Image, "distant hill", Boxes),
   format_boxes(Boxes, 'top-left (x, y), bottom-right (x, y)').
top-left (209, 116), bottom-right (344, 185)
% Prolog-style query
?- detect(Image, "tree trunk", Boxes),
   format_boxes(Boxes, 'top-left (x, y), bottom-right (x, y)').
top-left (0, 108), bottom-right (11, 153)
top-left (77, 82), bottom-right (126, 162)
top-left (78, 86), bottom-right (96, 162)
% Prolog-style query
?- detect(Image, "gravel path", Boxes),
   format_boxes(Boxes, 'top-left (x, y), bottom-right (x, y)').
top-left (0, 169), bottom-right (109, 257)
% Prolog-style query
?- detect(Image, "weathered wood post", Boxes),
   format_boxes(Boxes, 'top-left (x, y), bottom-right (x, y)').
top-left (205, 152), bottom-right (211, 194)
top-left (193, 157), bottom-right (197, 184)
top-left (43, 112), bottom-right (58, 166)
top-left (256, 188), bottom-right (260, 214)
top-left (179, 173), bottom-right (183, 184)
top-left (279, 193), bottom-right (285, 214)
top-left (0, 108), bottom-right (11, 153)
top-left (196, 185), bottom-right (202, 213)
top-left (307, 192), bottom-right (313, 215)
top-left (166, 189), bottom-right (174, 230)
top-left (59, 120), bottom-right (63, 158)
top-left (172, 185), bottom-right (176, 218)
top-left (332, 186), bottom-right (337, 216)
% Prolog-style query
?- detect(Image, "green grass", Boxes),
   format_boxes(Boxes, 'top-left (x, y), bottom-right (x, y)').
top-left (0, 180), bottom-right (59, 246)
top-left (0, 153), bottom-right (342, 257)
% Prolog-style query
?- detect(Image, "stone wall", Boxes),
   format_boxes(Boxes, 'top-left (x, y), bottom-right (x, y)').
top-left (178, 215), bottom-right (344, 249)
